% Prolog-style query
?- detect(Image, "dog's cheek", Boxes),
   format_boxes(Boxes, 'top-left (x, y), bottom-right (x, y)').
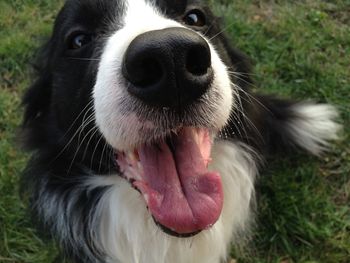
top-left (207, 44), bottom-right (235, 129)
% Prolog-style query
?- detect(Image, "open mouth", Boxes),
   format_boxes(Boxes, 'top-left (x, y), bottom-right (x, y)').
top-left (116, 127), bottom-right (223, 237)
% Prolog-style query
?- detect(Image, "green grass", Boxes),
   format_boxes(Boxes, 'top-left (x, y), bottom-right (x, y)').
top-left (0, 2), bottom-right (64, 262)
top-left (0, 0), bottom-right (349, 262)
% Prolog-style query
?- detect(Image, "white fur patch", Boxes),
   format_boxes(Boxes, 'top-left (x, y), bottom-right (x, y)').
top-left (87, 141), bottom-right (257, 263)
top-left (93, 0), bottom-right (233, 151)
top-left (288, 103), bottom-right (341, 155)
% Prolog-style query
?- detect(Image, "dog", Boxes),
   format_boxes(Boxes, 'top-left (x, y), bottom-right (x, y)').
top-left (21, 0), bottom-right (341, 262)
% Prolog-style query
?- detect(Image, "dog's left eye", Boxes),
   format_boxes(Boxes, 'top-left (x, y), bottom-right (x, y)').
top-left (183, 9), bottom-right (206, 27)
top-left (68, 33), bottom-right (93, 50)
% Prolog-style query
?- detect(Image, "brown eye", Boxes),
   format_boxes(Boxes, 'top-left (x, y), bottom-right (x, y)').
top-left (184, 9), bottom-right (206, 27)
top-left (69, 33), bottom-right (93, 49)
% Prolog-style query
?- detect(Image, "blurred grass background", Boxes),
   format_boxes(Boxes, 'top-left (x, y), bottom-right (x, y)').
top-left (0, 0), bottom-right (349, 262)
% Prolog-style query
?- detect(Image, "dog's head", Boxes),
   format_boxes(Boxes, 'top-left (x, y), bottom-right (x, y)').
top-left (23, 0), bottom-right (252, 237)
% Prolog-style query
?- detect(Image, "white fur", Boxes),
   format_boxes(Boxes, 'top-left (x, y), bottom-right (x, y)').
top-left (93, 0), bottom-right (234, 151)
top-left (288, 103), bottom-right (341, 156)
top-left (91, 1), bottom-right (340, 262)
top-left (87, 141), bottom-right (257, 263)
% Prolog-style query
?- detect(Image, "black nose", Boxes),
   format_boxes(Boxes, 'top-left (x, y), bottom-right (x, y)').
top-left (122, 27), bottom-right (213, 108)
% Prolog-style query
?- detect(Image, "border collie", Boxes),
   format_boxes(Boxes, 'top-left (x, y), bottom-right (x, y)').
top-left (21, 0), bottom-right (341, 262)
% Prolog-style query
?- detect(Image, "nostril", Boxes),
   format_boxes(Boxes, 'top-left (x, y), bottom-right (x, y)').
top-left (186, 45), bottom-right (211, 76)
top-left (123, 28), bottom-right (213, 108)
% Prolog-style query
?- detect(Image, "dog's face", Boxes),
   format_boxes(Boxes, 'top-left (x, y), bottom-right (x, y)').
top-left (25, 0), bottom-right (251, 237)
top-left (93, 0), bottom-right (234, 151)
top-left (44, 0), bottom-right (240, 141)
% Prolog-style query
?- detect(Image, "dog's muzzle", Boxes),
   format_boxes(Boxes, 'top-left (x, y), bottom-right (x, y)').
top-left (122, 27), bottom-right (213, 108)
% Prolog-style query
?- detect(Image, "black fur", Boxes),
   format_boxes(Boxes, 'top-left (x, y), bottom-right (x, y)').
top-left (21, 0), bottom-right (314, 262)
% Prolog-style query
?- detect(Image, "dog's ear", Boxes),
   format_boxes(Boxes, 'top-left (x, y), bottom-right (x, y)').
top-left (22, 41), bottom-right (52, 127)
top-left (21, 41), bottom-right (54, 150)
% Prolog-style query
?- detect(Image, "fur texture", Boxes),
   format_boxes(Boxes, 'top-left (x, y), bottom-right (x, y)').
top-left (21, 0), bottom-right (340, 262)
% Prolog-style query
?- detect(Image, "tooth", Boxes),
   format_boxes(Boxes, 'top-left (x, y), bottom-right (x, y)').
top-left (205, 158), bottom-right (213, 168)
top-left (127, 151), bottom-right (135, 162)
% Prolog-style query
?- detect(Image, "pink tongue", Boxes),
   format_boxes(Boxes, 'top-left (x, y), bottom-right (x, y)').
top-left (134, 128), bottom-right (223, 234)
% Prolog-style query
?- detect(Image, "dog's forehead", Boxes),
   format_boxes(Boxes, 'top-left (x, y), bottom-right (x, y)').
top-left (54, 0), bottom-right (123, 34)
top-left (55, 0), bottom-right (202, 35)
top-left (60, 0), bottom-right (198, 19)
top-left (151, 0), bottom-right (187, 13)
top-left (51, 0), bottom-right (214, 49)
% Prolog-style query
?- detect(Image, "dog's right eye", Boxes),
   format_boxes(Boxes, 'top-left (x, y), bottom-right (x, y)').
top-left (183, 9), bottom-right (206, 27)
top-left (68, 33), bottom-right (93, 50)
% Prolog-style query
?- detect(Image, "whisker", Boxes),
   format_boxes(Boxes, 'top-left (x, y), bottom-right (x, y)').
top-left (77, 109), bottom-right (96, 143)
top-left (50, 102), bottom-right (94, 163)
top-left (228, 78), bottom-right (272, 114)
top-left (66, 116), bottom-right (97, 175)
top-left (227, 71), bottom-right (256, 88)
top-left (227, 69), bottom-right (258, 77)
top-left (226, 83), bottom-right (265, 143)
top-left (202, 17), bottom-right (219, 37)
top-left (98, 141), bottom-right (109, 173)
top-left (81, 126), bottom-right (100, 161)
top-left (107, 147), bottom-right (115, 176)
top-left (226, 111), bottom-right (245, 140)
top-left (208, 21), bottom-right (235, 41)
top-left (59, 100), bottom-right (94, 143)
top-left (90, 133), bottom-right (104, 170)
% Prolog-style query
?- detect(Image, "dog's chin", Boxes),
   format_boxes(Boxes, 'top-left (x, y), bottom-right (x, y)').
top-left (113, 126), bottom-right (223, 237)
